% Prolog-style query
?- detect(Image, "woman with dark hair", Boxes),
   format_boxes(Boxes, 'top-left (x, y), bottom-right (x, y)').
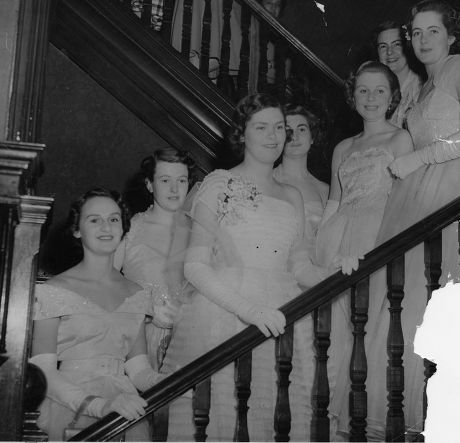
top-left (115, 146), bottom-right (194, 371)
top-left (373, 20), bottom-right (422, 127)
top-left (30, 187), bottom-right (163, 441)
top-left (273, 103), bottom-right (329, 254)
top-left (163, 93), bottom-right (326, 441)
top-left (366, 1), bottom-right (460, 438)
top-left (313, 61), bottom-right (413, 440)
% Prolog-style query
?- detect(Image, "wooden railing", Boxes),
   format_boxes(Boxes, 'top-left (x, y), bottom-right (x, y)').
top-left (69, 197), bottom-right (460, 441)
top-left (121, 0), bottom-right (344, 102)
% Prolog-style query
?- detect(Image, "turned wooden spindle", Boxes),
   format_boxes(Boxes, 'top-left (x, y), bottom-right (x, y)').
top-left (234, 351), bottom-right (252, 442)
top-left (181, 0), bottom-right (193, 58)
top-left (311, 303), bottom-right (331, 442)
top-left (386, 256), bottom-right (405, 442)
top-left (274, 325), bottom-right (293, 442)
top-left (193, 378), bottom-right (211, 442)
top-left (217, 0), bottom-right (233, 94)
top-left (161, 0), bottom-right (176, 41)
top-left (349, 279), bottom-right (369, 442)
top-left (199, 0), bottom-right (211, 76)
top-left (237, 4), bottom-right (251, 99)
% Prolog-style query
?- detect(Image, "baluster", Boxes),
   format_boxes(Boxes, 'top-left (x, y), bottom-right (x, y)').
top-left (257, 24), bottom-right (269, 93)
top-left (386, 255), bottom-right (405, 442)
top-left (199, 0), bottom-right (212, 77)
top-left (420, 232), bottom-right (442, 439)
top-left (217, 0), bottom-right (233, 96)
top-left (151, 405), bottom-right (169, 441)
top-left (234, 351), bottom-right (252, 442)
top-left (274, 325), bottom-right (293, 442)
top-left (349, 278), bottom-right (369, 442)
top-left (193, 377), bottom-right (211, 442)
top-left (311, 303), bottom-right (331, 442)
top-left (237, 4), bottom-right (251, 99)
top-left (273, 39), bottom-right (287, 100)
top-left (140, 0), bottom-right (153, 26)
top-left (181, 0), bottom-right (193, 58)
top-left (161, 0), bottom-right (176, 41)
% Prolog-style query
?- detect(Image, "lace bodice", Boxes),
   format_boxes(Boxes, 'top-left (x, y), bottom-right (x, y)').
top-left (338, 146), bottom-right (394, 211)
top-left (406, 55), bottom-right (460, 151)
top-left (34, 284), bottom-right (153, 362)
top-left (193, 170), bottom-right (299, 272)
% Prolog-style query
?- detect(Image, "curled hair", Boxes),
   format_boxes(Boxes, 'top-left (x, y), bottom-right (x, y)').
top-left (284, 102), bottom-right (324, 146)
top-left (344, 61), bottom-right (402, 119)
top-left (140, 146), bottom-right (195, 182)
top-left (372, 21), bottom-right (416, 62)
top-left (66, 187), bottom-right (131, 241)
top-left (407, 0), bottom-right (460, 54)
top-left (228, 93), bottom-right (284, 161)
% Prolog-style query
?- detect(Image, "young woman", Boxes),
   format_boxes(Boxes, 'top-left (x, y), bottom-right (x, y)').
top-left (273, 103), bottom-right (329, 251)
top-left (163, 93), bottom-right (325, 441)
top-left (374, 20), bottom-right (422, 128)
top-left (115, 147), bottom-right (194, 371)
top-left (314, 61), bottom-right (413, 440)
top-left (366, 1), bottom-right (460, 438)
top-left (30, 188), bottom-right (163, 441)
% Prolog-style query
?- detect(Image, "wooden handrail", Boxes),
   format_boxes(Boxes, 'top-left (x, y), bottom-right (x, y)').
top-left (237, 0), bottom-right (344, 87)
top-left (70, 196), bottom-right (460, 441)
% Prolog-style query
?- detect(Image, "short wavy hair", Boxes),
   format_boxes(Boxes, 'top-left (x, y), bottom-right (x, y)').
top-left (284, 102), bottom-right (324, 146)
top-left (67, 187), bottom-right (131, 240)
top-left (407, 0), bottom-right (460, 54)
top-left (227, 93), bottom-right (284, 161)
top-left (344, 61), bottom-right (402, 119)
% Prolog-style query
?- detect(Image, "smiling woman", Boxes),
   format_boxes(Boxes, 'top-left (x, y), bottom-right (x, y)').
top-left (30, 187), bottom-right (164, 441)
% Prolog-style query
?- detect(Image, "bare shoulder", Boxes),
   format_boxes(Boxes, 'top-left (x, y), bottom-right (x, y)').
top-left (280, 182), bottom-right (303, 208)
top-left (389, 128), bottom-right (413, 157)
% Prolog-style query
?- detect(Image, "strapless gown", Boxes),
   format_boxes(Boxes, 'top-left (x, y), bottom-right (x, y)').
top-left (163, 169), bottom-right (316, 441)
top-left (365, 55), bottom-right (460, 440)
top-left (315, 146), bottom-right (394, 438)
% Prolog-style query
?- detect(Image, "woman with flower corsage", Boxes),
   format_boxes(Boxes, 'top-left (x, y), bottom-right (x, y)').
top-left (30, 187), bottom-right (164, 441)
top-left (364, 1), bottom-right (460, 439)
top-left (115, 147), bottom-right (194, 372)
top-left (162, 93), bottom-right (329, 441)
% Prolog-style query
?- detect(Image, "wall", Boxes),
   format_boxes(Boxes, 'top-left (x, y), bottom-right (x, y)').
top-left (0, 0), bottom-right (20, 139)
top-left (38, 45), bottom-right (170, 273)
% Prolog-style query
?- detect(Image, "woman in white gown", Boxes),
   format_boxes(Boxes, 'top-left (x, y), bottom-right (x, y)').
top-left (314, 61), bottom-right (413, 439)
top-left (30, 187), bottom-right (163, 441)
top-left (163, 93), bottom-right (329, 441)
top-left (273, 103), bottom-right (329, 258)
top-left (365, 1), bottom-right (460, 438)
top-left (115, 147), bottom-right (193, 372)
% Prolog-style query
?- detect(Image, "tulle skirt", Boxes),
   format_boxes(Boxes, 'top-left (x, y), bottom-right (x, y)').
top-left (163, 266), bottom-right (316, 441)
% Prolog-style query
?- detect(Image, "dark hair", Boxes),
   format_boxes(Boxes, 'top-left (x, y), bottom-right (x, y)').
top-left (408, 0), bottom-right (460, 53)
top-left (372, 21), bottom-right (412, 59)
top-left (141, 146), bottom-right (195, 182)
top-left (344, 61), bottom-right (402, 119)
top-left (67, 187), bottom-right (131, 239)
top-left (284, 103), bottom-right (324, 145)
top-left (228, 93), bottom-right (285, 161)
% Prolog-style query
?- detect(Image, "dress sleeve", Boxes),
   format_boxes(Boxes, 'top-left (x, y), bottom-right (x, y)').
top-left (33, 284), bottom-right (89, 320)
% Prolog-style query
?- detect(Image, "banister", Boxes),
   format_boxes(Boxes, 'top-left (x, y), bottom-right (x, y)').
top-left (236, 0), bottom-right (344, 87)
top-left (70, 195), bottom-right (460, 441)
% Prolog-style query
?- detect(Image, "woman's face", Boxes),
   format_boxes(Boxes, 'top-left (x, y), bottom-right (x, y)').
top-left (353, 71), bottom-right (392, 122)
top-left (243, 107), bottom-right (286, 165)
top-left (377, 28), bottom-right (408, 76)
top-left (74, 196), bottom-right (123, 254)
top-left (411, 11), bottom-right (455, 67)
top-left (284, 114), bottom-right (312, 159)
top-left (148, 160), bottom-right (189, 213)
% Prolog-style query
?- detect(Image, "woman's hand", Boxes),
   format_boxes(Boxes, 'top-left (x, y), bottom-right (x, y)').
top-left (238, 306), bottom-right (286, 337)
top-left (389, 152), bottom-right (424, 179)
top-left (332, 255), bottom-right (363, 275)
top-left (101, 392), bottom-right (147, 420)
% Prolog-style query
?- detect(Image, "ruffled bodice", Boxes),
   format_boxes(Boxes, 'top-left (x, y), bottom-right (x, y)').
top-left (34, 284), bottom-right (154, 362)
top-left (121, 212), bottom-right (168, 288)
top-left (406, 55), bottom-right (460, 151)
top-left (196, 169), bottom-right (299, 273)
top-left (339, 146), bottom-right (394, 212)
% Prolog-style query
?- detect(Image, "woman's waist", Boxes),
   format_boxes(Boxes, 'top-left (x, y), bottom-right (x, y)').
top-left (59, 356), bottom-right (125, 376)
